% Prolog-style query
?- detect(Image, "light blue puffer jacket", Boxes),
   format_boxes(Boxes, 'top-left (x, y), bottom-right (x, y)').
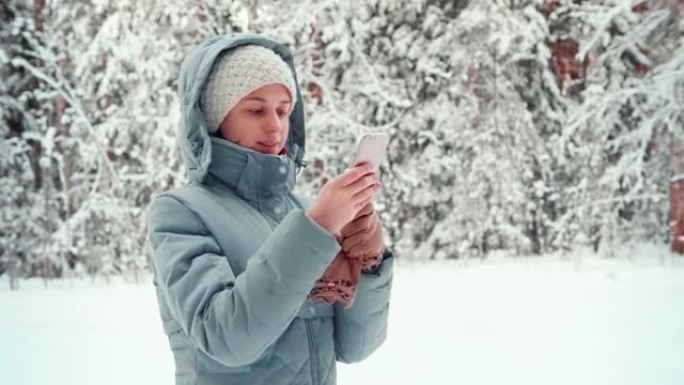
top-left (147, 33), bottom-right (394, 385)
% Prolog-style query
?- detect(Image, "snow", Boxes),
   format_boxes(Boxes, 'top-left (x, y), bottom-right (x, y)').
top-left (1, 248), bottom-right (683, 385)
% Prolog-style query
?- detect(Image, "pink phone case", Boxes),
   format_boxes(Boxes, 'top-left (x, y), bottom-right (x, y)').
top-left (352, 133), bottom-right (390, 171)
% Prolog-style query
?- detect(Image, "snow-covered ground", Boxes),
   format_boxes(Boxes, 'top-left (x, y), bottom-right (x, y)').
top-left (1, 246), bottom-right (683, 385)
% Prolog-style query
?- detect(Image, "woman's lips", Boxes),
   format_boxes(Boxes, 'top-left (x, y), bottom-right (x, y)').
top-left (258, 142), bottom-right (280, 152)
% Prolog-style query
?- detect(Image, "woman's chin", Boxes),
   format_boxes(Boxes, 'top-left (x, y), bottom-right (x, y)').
top-left (256, 142), bottom-right (281, 154)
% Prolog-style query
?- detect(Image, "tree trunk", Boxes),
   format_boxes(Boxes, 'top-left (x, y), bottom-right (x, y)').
top-left (33, 0), bottom-right (44, 31)
top-left (247, 0), bottom-right (258, 31)
top-left (672, 0), bottom-right (684, 252)
top-left (307, 23), bottom-right (324, 104)
top-left (670, 135), bottom-right (684, 254)
top-left (34, 0), bottom-right (55, 282)
top-left (55, 59), bottom-right (72, 216)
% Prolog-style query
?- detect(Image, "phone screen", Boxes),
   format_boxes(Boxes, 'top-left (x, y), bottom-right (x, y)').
top-left (352, 133), bottom-right (390, 171)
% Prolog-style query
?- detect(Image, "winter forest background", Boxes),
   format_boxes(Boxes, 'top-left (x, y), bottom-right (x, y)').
top-left (1, 0), bottom-right (683, 286)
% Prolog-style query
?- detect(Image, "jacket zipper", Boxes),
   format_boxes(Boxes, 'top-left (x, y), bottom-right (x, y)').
top-left (305, 319), bottom-right (318, 385)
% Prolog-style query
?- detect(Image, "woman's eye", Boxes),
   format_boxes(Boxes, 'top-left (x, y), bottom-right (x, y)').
top-left (249, 109), bottom-right (263, 115)
top-left (277, 109), bottom-right (287, 118)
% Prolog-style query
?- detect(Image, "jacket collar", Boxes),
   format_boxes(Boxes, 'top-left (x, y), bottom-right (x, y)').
top-left (206, 136), bottom-right (295, 203)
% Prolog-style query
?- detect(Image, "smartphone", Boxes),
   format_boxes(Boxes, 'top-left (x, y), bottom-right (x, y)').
top-left (352, 132), bottom-right (390, 172)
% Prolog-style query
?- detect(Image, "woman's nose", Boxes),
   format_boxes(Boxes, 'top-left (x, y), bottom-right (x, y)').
top-left (263, 110), bottom-right (282, 132)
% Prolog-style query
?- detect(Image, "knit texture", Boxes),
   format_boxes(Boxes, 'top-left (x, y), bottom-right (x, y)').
top-left (201, 45), bottom-right (297, 133)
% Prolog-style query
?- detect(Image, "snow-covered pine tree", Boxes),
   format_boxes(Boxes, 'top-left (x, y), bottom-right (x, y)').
top-left (40, 0), bottom-right (248, 278)
top-left (0, 0), bottom-right (74, 286)
top-left (260, 0), bottom-right (560, 259)
top-left (2, 0), bottom-right (679, 283)
top-left (557, 0), bottom-right (682, 255)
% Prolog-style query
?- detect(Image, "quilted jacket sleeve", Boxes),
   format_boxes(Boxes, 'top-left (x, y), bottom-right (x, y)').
top-left (290, 191), bottom-right (395, 363)
top-left (333, 247), bottom-right (394, 363)
top-left (148, 195), bottom-right (340, 367)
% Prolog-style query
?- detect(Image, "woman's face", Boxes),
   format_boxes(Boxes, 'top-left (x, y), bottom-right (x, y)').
top-left (217, 83), bottom-right (292, 155)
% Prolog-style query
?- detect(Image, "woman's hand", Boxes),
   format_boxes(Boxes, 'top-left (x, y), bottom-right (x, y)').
top-left (306, 163), bottom-right (380, 236)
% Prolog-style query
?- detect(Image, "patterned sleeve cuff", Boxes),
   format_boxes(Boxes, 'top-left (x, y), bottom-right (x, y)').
top-left (361, 247), bottom-right (393, 275)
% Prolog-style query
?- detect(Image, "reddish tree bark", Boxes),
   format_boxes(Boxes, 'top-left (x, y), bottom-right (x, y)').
top-left (634, 62), bottom-right (650, 77)
top-left (307, 23), bottom-right (324, 104)
top-left (632, 1), bottom-right (650, 14)
top-left (671, 137), bottom-right (684, 254)
top-left (33, 0), bottom-right (44, 30)
top-left (549, 38), bottom-right (585, 87)
top-left (539, 0), bottom-right (560, 16)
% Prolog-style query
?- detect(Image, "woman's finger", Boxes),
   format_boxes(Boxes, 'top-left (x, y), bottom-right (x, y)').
top-left (340, 163), bottom-right (374, 187)
top-left (353, 195), bottom-right (375, 214)
top-left (346, 174), bottom-right (378, 196)
top-left (351, 181), bottom-right (379, 204)
top-left (355, 202), bottom-right (374, 218)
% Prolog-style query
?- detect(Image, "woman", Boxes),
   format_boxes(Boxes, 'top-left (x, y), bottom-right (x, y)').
top-left (147, 33), bottom-right (395, 385)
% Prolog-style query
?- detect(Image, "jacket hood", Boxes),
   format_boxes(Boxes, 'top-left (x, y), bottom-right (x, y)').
top-left (176, 33), bottom-right (306, 183)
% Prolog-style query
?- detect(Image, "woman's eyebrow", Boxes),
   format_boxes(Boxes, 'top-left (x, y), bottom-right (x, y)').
top-left (244, 96), bottom-right (291, 105)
